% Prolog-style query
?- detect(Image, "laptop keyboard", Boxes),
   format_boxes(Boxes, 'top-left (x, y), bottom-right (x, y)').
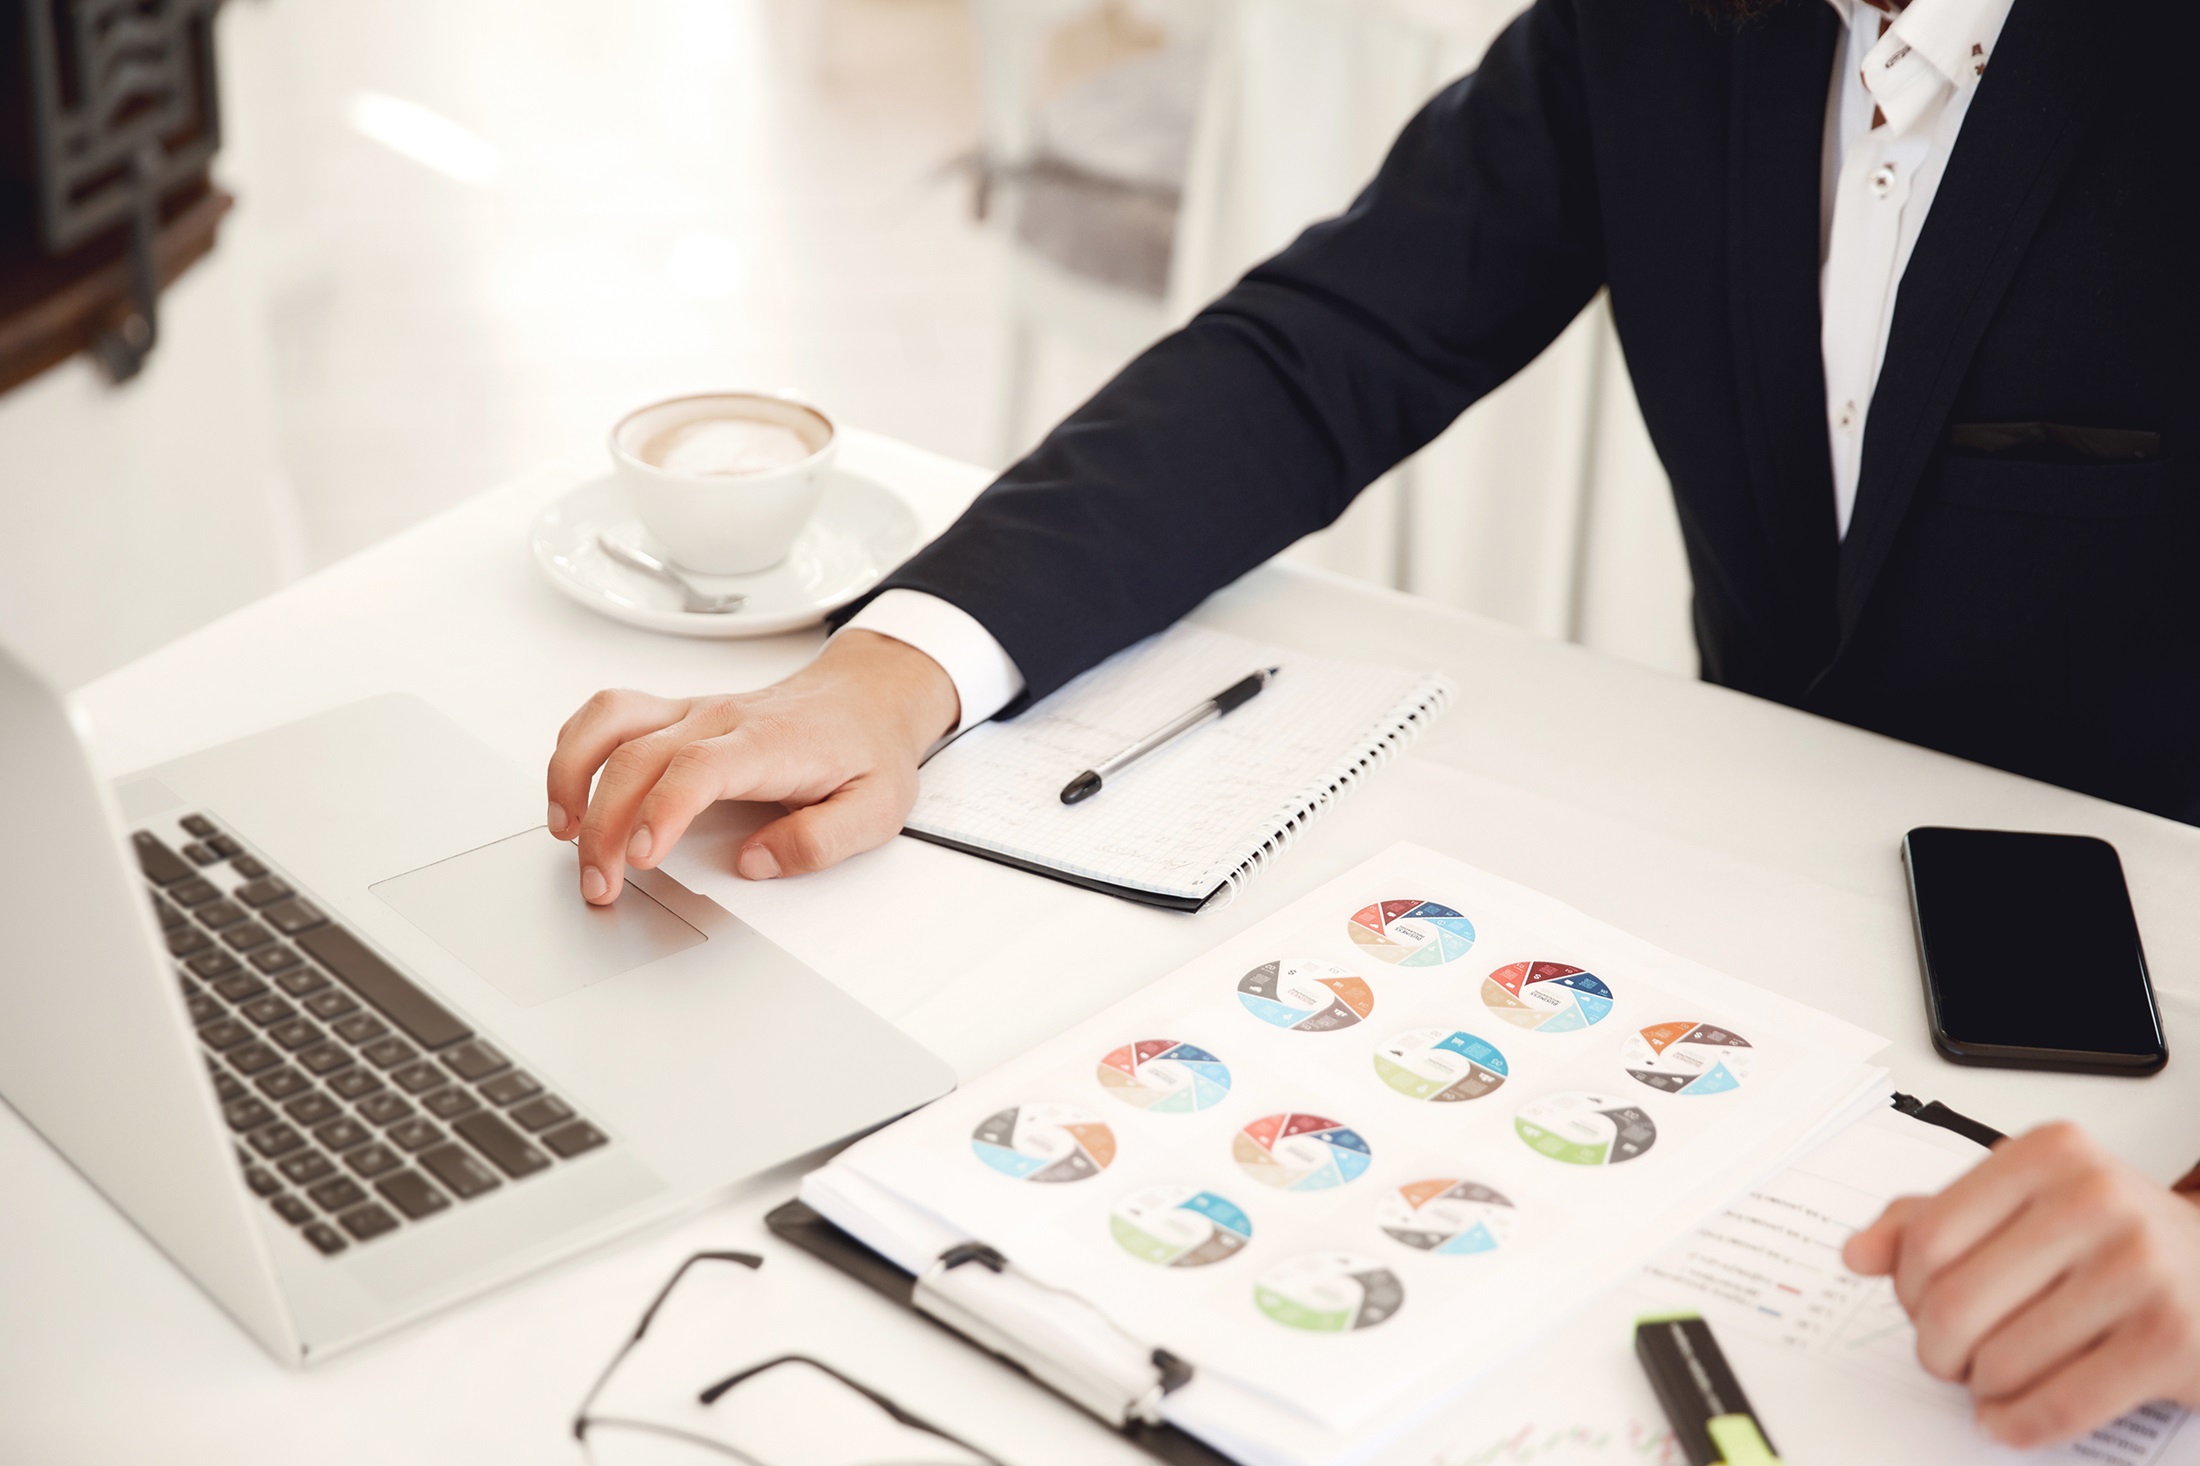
top-left (132, 813), bottom-right (609, 1258)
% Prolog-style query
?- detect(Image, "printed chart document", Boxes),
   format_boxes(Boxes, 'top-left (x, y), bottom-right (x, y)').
top-left (805, 843), bottom-right (1889, 1466)
top-left (1376, 1106), bottom-right (2194, 1466)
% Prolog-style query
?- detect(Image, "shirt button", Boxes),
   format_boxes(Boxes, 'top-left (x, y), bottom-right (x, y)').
top-left (1837, 401), bottom-right (1860, 433)
top-left (1870, 162), bottom-right (1898, 198)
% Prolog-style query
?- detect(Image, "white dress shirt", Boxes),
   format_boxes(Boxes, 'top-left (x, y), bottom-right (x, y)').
top-left (848, 0), bottom-right (2016, 729)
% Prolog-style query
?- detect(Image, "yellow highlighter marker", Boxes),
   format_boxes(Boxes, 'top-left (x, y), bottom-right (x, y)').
top-left (1634, 1311), bottom-right (1783, 1466)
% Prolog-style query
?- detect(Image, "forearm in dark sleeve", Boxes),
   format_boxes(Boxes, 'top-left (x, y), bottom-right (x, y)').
top-left (850, 0), bottom-right (1604, 709)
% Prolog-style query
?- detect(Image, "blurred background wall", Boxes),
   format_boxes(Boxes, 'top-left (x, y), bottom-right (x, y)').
top-left (0, 0), bottom-right (1694, 692)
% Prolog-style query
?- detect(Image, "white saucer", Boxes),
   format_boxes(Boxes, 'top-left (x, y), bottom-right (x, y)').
top-left (531, 468), bottom-right (924, 638)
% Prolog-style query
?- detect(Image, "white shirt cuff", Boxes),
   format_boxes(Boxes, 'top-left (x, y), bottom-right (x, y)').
top-left (838, 589), bottom-right (1026, 733)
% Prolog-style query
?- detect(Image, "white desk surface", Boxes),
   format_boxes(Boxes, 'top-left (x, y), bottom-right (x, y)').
top-left (5, 430), bottom-right (2196, 1464)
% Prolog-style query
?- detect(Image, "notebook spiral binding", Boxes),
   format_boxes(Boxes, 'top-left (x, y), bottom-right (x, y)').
top-left (1209, 675), bottom-right (1458, 910)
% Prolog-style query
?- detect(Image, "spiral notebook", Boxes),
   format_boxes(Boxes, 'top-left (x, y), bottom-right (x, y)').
top-left (904, 623), bottom-right (1453, 910)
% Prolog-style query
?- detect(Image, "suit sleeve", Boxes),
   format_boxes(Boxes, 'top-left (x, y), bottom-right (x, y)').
top-left (844, 0), bottom-right (1604, 712)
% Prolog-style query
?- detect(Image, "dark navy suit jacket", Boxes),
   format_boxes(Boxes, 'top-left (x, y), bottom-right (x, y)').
top-left (851, 0), bottom-right (2198, 822)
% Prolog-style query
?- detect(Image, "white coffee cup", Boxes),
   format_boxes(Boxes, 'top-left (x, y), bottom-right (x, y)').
top-left (609, 392), bottom-right (837, 575)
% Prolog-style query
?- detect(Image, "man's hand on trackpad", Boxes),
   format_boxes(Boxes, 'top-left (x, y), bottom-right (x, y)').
top-left (545, 630), bottom-right (960, 904)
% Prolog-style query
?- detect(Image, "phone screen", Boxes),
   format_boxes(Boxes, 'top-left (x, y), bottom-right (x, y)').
top-left (1904, 827), bottom-right (2165, 1071)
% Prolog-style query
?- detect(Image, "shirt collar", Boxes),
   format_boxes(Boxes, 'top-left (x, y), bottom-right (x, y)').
top-left (1823, 0), bottom-right (2015, 136)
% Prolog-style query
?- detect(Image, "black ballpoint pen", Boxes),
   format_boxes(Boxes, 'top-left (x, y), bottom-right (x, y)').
top-left (1060, 668), bottom-right (1281, 805)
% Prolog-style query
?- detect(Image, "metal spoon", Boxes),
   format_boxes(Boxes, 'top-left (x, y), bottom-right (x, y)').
top-left (597, 534), bottom-right (748, 614)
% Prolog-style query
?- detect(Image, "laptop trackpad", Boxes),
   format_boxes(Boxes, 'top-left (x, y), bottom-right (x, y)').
top-left (371, 829), bottom-right (706, 1007)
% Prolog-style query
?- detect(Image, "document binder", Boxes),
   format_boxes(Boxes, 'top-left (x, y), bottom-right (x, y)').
top-left (766, 1200), bottom-right (1235, 1466)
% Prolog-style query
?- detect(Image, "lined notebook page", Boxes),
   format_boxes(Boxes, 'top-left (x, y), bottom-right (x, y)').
top-left (906, 624), bottom-right (1450, 902)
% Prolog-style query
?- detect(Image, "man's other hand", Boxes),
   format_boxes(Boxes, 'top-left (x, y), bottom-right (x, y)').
top-left (1843, 1122), bottom-right (2200, 1448)
top-left (545, 630), bottom-right (960, 903)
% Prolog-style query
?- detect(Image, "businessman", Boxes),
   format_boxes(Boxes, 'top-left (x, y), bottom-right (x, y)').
top-left (544, 0), bottom-right (2197, 1439)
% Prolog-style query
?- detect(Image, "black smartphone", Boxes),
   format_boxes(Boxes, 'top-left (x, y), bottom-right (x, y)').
top-left (1902, 827), bottom-right (2166, 1075)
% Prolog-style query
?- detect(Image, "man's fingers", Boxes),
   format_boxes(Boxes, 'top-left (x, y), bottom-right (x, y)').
top-left (627, 733), bottom-right (755, 869)
top-left (1891, 1126), bottom-right (2087, 1312)
top-left (546, 690), bottom-right (690, 839)
top-left (576, 713), bottom-right (728, 901)
top-left (739, 774), bottom-right (913, 879)
top-left (1976, 1313), bottom-right (2181, 1449)
top-left (1910, 1185), bottom-right (2104, 1382)
top-left (1845, 1196), bottom-right (1924, 1277)
top-left (1969, 1245), bottom-right (2154, 1403)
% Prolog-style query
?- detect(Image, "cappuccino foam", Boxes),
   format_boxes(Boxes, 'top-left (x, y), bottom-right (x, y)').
top-left (640, 417), bottom-right (816, 477)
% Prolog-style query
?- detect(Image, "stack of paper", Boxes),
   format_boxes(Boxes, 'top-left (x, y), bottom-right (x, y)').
top-left (805, 843), bottom-right (1890, 1466)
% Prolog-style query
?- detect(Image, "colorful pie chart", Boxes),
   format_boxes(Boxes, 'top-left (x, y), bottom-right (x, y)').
top-left (1514, 1092), bottom-right (1658, 1167)
top-left (1379, 1179), bottom-right (1518, 1256)
top-left (1237, 960), bottom-right (1375, 1033)
top-left (1096, 1039), bottom-right (1233, 1112)
top-left (1372, 1028), bottom-right (1509, 1102)
top-left (1110, 1186), bottom-right (1253, 1267)
top-left (1256, 1252), bottom-right (1405, 1332)
top-left (1624, 1022), bottom-right (1755, 1096)
top-left (1233, 1112), bottom-right (1373, 1192)
top-left (1348, 900), bottom-right (1477, 967)
top-left (971, 1103), bottom-right (1118, 1183)
top-left (1482, 961), bottom-right (1615, 1033)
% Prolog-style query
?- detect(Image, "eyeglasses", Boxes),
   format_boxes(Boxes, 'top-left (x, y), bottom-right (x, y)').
top-left (572, 1251), bottom-right (1004, 1466)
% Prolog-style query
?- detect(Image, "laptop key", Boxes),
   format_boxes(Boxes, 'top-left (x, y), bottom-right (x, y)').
top-left (304, 990), bottom-right (357, 1021)
top-left (313, 1118), bottom-right (371, 1152)
top-left (214, 1070), bottom-right (247, 1103)
top-left (186, 950), bottom-right (243, 980)
top-left (376, 1171), bottom-right (451, 1221)
top-left (239, 995), bottom-right (293, 1027)
top-left (302, 1222), bottom-right (348, 1255)
top-left (186, 994), bottom-right (224, 1026)
top-left (253, 944), bottom-right (304, 974)
top-left (198, 1018), bottom-right (251, 1050)
top-left (208, 834), bottom-right (243, 860)
top-left (166, 926), bottom-right (211, 958)
top-left (329, 1067), bottom-right (383, 1100)
top-left (440, 1040), bottom-right (511, 1082)
top-left (278, 1152), bottom-right (334, 1186)
top-left (509, 1096), bottom-right (573, 1133)
top-left (542, 1120), bottom-right (609, 1159)
top-left (452, 1111), bottom-right (550, 1178)
top-left (284, 1092), bottom-right (341, 1126)
top-left (478, 1070), bottom-right (541, 1106)
top-left (391, 1061), bottom-right (445, 1094)
top-left (421, 1086), bottom-right (479, 1120)
top-left (232, 854), bottom-right (269, 880)
top-left (227, 1041), bottom-right (283, 1075)
top-left (170, 877), bottom-right (220, 907)
top-left (295, 1042), bottom-right (352, 1077)
top-left (419, 1142), bottom-right (501, 1199)
top-left (387, 1118), bottom-right (443, 1153)
top-left (247, 1123), bottom-right (305, 1158)
top-left (255, 1067), bottom-right (312, 1101)
top-left (338, 1203), bottom-right (399, 1242)
top-left (271, 1194), bottom-right (313, 1226)
top-left (274, 968), bottom-right (326, 998)
top-left (344, 1143), bottom-right (402, 1179)
top-left (307, 1177), bottom-right (367, 1213)
top-left (296, 926), bottom-right (471, 1050)
top-left (211, 973), bottom-right (267, 1004)
top-left (332, 1012), bottom-right (387, 1045)
top-left (223, 1098), bottom-right (275, 1132)
top-left (195, 898), bottom-right (246, 929)
top-left (184, 841), bottom-right (219, 866)
top-left (269, 1019), bottom-right (324, 1052)
top-left (237, 877), bottom-right (294, 908)
top-left (363, 1038), bottom-right (418, 1070)
top-left (244, 1166), bottom-right (282, 1198)
top-left (356, 1092), bottom-right (413, 1127)
top-left (132, 832), bottom-right (195, 885)
top-left (222, 921), bottom-right (277, 952)
top-left (153, 895), bottom-right (186, 930)
top-left (181, 814), bottom-right (218, 839)
top-left (264, 899), bottom-right (329, 937)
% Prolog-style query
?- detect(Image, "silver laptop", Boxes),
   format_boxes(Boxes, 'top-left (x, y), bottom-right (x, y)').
top-left (0, 644), bottom-right (955, 1363)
